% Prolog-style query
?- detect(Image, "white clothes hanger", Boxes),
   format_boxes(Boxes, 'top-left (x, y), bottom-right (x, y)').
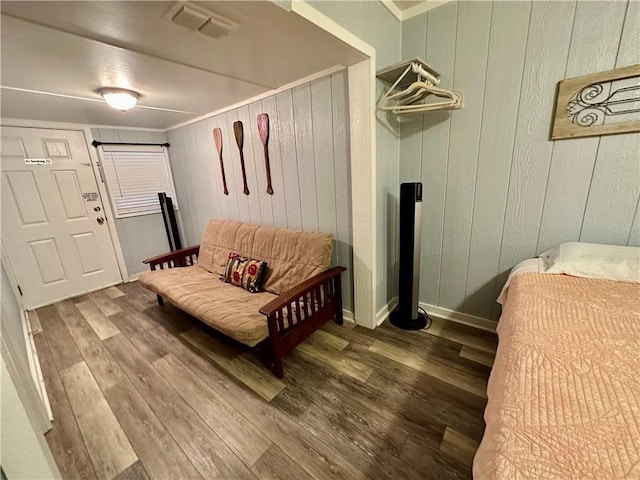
top-left (388, 84), bottom-right (463, 113)
top-left (385, 80), bottom-right (454, 107)
top-left (377, 61), bottom-right (464, 114)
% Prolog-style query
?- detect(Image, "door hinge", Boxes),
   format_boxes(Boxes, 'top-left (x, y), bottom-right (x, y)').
top-left (17, 285), bottom-right (23, 296)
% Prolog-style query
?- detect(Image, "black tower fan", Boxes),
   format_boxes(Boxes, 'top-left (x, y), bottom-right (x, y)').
top-left (390, 182), bottom-right (431, 330)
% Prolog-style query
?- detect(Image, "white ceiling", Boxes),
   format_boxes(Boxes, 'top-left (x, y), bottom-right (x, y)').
top-left (0, 1), bottom-right (366, 130)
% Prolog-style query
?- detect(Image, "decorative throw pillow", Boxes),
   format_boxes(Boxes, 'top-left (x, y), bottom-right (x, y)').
top-left (222, 252), bottom-right (268, 293)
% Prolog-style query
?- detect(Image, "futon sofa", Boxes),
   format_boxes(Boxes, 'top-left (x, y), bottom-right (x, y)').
top-left (139, 219), bottom-right (345, 377)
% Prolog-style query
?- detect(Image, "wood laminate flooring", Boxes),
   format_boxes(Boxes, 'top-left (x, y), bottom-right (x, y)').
top-left (33, 281), bottom-right (497, 480)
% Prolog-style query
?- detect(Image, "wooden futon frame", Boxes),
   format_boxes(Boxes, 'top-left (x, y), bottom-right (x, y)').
top-left (143, 246), bottom-right (346, 378)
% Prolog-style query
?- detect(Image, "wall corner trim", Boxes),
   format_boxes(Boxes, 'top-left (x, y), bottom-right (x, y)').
top-left (343, 309), bottom-right (356, 324)
top-left (163, 65), bottom-right (345, 132)
top-left (379, 0), bottom-right (455, 22)
top-left (292, 0), bottom-right (378, 329)
top-left (380, 0), bottom-right (403, 21)
top-left (291, 1), bottom-right (376, 58)
top-left (376, 297), bottom-right (399, 327)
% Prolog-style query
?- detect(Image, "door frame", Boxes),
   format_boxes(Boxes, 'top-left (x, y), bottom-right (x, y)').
top-left (1, 118), bottom-right (133, 282)
top-left (1, 244), bottom-right (53, 435)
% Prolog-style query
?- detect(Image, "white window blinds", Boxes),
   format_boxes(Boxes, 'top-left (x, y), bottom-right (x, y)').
top-left (99, 145), bottom-right (178, 218)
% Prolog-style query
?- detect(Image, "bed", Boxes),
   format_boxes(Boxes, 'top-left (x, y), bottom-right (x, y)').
top-left (474, 243), bottom-right (640, 479)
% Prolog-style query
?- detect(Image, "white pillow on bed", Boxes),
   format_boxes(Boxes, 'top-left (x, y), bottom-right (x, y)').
top-left (540, 242), bottom-right (640, 283)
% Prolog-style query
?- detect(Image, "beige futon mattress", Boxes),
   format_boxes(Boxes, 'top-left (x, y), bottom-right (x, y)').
top-left (474, 273), bottom-right (640, 479)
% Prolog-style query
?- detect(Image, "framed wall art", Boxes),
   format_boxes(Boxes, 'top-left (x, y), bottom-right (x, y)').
top-left (551, 63), bottom-right (640, 140)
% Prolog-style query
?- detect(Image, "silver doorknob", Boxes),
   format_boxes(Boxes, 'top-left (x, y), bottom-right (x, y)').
top-left (96, 217), bottom-right (104, 225)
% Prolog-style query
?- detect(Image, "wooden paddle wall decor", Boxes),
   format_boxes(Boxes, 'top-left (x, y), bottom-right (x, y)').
top-left (212, 128), bottom-right (228, 195)
top-left (257, 113), bottom-right (274, 194)
top-left (233, 121), bottom-right (250, 195)
top-left (211, 115), bottom-right (280, 196)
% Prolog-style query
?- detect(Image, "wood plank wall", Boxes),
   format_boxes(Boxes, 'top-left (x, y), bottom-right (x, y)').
top-left (400, 0), bottom-right (639, 321)
top-left (166, 70), bottom-right (355, 313)
top-left (90, 129), bottom-right (171, 277)
top-left (309, 0), bottom-right (403, 313)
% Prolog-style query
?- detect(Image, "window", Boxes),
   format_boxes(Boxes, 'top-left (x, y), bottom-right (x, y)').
top-left (98, 145), bottom-right (178, 218)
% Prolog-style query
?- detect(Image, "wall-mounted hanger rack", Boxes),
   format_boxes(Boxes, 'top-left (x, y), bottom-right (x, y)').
top-left (377, 58), bottom-right (440, 88)
top-left (377, 58), bottom-right (464, 114)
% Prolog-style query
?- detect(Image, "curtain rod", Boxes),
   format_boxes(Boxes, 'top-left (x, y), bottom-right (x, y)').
top-left (91, 140), bottom-right (170, 148)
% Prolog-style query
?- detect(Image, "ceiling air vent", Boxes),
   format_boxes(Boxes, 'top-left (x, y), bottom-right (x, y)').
top-left (172, 6), bottom-right (208, 30)
top-left (199, 18), bottom-right (231, 40)
top-left (168, 2), bottom-right (238, 39)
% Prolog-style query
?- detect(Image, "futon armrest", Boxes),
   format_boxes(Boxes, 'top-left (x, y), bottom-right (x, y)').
top-left (259, 265), bottom-right (346, 350)
top-left (143, 245), bottom-right (200, 270)
top-left (260, 266), bottom-right (346, 317)
top-left (259, 266), bottom-right (346, 378)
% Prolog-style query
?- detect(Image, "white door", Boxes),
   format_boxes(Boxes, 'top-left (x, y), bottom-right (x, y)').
top-left (1, 127), bottom-right (122, 309)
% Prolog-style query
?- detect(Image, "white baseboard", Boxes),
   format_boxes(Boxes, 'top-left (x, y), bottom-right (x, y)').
top-left (342, 309), bottom-right (355, 324)
top-left (419, 302), bottom-right (497, 333)
top-left (375, 297), bottom-right (398, 327)
top-left (338, 300), bottom-right (396, 330)
top-left (373, 296), bottom-right (497, 333)
top-left (126, 272), bottom-right (146, 282)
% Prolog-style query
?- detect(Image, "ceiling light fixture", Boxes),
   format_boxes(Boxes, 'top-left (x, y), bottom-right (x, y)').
top-left (98, 87), bottom-right (139, 111)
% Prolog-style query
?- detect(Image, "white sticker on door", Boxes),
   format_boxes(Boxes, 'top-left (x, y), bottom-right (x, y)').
top-left (82, 192), bottom-right (99, 202)
top-left (24, 158), bottom-right (52, 165)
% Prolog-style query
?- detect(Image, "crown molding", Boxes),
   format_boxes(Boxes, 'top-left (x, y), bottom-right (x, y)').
top-left (380, 0), bottom-right (403, 20)
top-left (164, 64), bottom-right (345, 131)
top-left (380, 0), bottom-right (454, 22)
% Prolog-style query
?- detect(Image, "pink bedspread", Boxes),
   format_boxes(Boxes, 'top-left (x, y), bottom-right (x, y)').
top-left (474, 273), bottom-right (640, 479)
